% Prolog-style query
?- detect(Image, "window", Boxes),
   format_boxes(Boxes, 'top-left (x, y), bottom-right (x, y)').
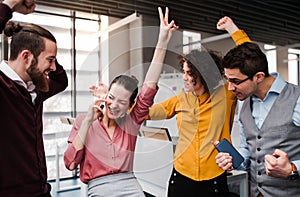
top-left (183, 30), bottom-right (201, 54)
top-left (264, 44), bottom-right (300, 85)
top-left (264, 44), bottom-right (277, 73)
top-left (288, 49), bottom-right (300, 85)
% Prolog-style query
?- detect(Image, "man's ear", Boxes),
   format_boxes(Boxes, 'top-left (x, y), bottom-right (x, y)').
top-left (20, 50), bottom-right (33, 68)
top-left (254, 72), bottom-right (265, 83)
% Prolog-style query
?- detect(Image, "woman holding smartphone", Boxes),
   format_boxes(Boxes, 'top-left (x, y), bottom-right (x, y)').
top-left (64, 7), bottom-right (178, 197)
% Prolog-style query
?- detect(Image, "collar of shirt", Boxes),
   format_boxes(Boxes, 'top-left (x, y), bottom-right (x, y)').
top-left (251, 72), bottom-right (287, 128)
top-left (252, 72), bottom-right (286, 102)
top-left (0, 60), bottom-right (36, 91)
top-left (0, 60), bottom-right (37, 103)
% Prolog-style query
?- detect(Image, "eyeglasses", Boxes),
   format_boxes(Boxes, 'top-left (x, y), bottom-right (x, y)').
top-left (226, 76), bottom-right (252, 85)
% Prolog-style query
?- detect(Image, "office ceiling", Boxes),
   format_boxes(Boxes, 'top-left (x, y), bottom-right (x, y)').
top-left (37, 0), bottom-right (300, 48)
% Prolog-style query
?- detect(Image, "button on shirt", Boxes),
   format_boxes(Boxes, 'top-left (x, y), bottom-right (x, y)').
top-left (238, 73), bottom-right (300, 170)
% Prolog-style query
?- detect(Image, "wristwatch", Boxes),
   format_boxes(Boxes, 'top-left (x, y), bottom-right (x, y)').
top-left (289, 163), bottom-right (299, 180)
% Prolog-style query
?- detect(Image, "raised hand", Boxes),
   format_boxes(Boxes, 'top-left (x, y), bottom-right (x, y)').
top-left (3, 0), bottom-right (36, 14)
top-left (144, 7), bottom-right (178, 87)
top-left (89, 82), bottom-right (108, 99)
top-left (157, 7), bottom-right (179, 47)
top-left (216, 16), bottom-right (238, 35)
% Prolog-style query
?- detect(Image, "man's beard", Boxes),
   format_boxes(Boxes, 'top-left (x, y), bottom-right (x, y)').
top-left (26, 58), bottom-right (49, 92)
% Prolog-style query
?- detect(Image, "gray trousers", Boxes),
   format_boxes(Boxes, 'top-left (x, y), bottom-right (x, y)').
top-left (88, 172), bottom-right (145, 197)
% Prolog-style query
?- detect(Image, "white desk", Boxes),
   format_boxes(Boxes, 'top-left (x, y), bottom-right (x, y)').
top-left (227, 170), bottom-right (249, 197)
top-left (134, 136), bottom-right (173, 197)
top-left (134, 126), bottom-right (249, 197)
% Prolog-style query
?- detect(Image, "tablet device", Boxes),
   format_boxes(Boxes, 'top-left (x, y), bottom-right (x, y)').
top-left (215, 138), bottom-right (244, 169)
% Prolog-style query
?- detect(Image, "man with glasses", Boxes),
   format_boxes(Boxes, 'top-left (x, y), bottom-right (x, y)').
top-left (215, 42), bottom-right (300, 196)
top-left (224, 75), bottom-right (252, 86)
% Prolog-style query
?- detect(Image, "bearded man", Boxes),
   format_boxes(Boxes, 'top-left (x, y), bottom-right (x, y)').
top-left (0, 20), bottom-right (68, 196)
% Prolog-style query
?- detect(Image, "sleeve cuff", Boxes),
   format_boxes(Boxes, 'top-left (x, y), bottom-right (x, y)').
top-left (292, 160), bottom-right (300, 173)
top-left (0, 3), bottom-right (13, 33)
top-left (231, 30), bottom-right (251, 45)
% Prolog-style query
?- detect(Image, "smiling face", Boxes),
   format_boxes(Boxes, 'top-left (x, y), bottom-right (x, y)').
top-left (26, 38), bottom-right (57, 92)
top-left (182, 61), bottom-right (203, 93)
top-left (105, 83), bottom-right (132, 120)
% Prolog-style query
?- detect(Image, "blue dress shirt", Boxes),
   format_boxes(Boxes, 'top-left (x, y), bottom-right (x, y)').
top-left (238, 73), bottom-right (300, 172)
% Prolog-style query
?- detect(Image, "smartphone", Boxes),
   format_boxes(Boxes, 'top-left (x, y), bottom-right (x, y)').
top-left (215, 138), bottom-right (244, 169)
top-left (99, 101), bottom-right (106, 109)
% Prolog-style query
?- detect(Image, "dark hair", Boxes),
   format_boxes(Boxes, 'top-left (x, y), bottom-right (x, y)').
top-left (4, 21), bottom-right (56, 61)
top-left (223, 42), bottom-right (269, 77)
top-left (179, 49), bottom-right (224, 93)
top-left (109, 75), bottom-right (139, 107)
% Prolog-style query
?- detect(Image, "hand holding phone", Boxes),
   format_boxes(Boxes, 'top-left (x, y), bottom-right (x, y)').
top-left (214, 138), bottom-right (244, 169)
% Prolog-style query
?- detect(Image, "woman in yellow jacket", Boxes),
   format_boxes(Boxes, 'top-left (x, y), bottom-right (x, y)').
top-left (147, 16), bottom-right (251, 197)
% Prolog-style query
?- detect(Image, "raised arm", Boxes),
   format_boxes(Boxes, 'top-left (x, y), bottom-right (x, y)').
top-left (89, 7), bottom-right (178, 93)
top-left (2, 0), bottom-right (36, 14)
top-left (0, 0), bottom-right (35, 32)
top-left (144, 7), bottom-right (178, 88)
top-left (217, 16), bottom-right (251, 45)
top-left (217, 16), bottom-right (239, 35)
top-left (43, 60), bottom-right (68, 100)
